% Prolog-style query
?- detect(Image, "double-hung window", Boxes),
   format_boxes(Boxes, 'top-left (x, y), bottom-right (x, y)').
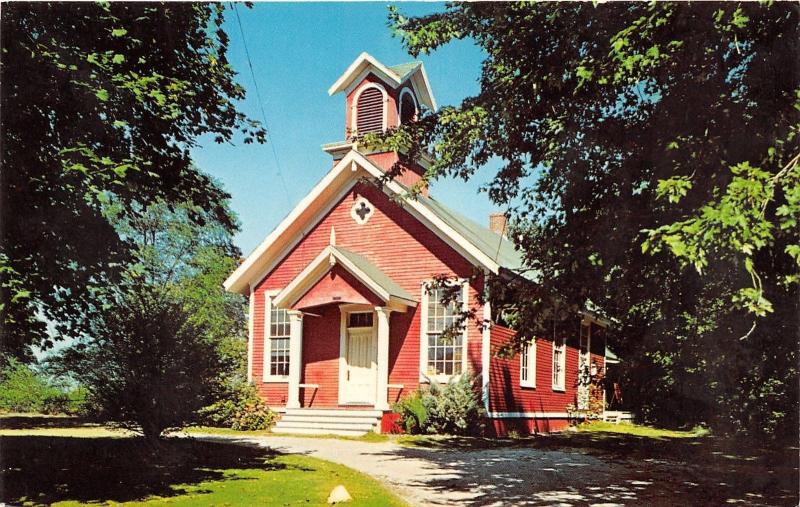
top-left (265, 298), bottom-right (290, 381)
top-left (552, 336), bottom-right (566, 391)
top-left (520, 340), bottom-right (536, 388)
top-left (422, 283), bottom-right (466, 381)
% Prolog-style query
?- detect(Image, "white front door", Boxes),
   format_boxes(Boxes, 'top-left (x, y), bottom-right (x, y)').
top-left (343, 321), bottom-right (377, 404)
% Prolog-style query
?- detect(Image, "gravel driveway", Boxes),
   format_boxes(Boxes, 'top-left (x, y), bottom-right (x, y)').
top-left (196, 434), bottom-right (797, 506)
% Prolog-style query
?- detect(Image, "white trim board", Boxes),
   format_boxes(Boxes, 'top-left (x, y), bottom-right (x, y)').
top-left (224, 149), bottom-right (502, 295)
top-left (329, 52), bottom-right (437, 111)
top-left (247, 285), bottom-right (255, 382)
top-left (488, 412), bottom-right (571, 419)
top-left (271, 245), bottom-right (416, 311)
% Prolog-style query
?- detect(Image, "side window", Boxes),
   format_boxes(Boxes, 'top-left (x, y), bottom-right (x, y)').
top-left (422, 283), bottom-right (466, 380)
top-left (552, 336), bottom-right (566, 391)
top-left (520, 340), bottom-right (536, 388)
top-left (265, 298), bottom-right (290, 380)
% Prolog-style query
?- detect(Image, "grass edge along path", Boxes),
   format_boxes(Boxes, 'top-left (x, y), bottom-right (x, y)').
top-left (0, 424), bottom-right (409, 507)
top-left (48, 452), bottom-right (409, 507)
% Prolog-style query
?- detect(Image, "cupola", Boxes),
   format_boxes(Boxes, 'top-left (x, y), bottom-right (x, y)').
top-left (328, 52), bottom-right (436, 139)
top-left (326, 53), bottom-right (437, 192)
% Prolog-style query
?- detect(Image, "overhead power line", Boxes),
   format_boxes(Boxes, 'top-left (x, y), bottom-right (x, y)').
top-left (230, 2), bottom-right (292, 207)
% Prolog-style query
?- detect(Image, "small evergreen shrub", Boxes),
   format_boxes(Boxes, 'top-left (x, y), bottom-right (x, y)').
top-left (393, 373), bottom-right (485, 436)
top-left (424, 374), bottom-right (485, 435)
top-left (392, 390), bottom-right (428, 434)
top-left (201, 381), bottom-right (277, 431)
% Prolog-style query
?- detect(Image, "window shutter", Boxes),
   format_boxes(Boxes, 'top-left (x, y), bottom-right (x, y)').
top-left (356, 87), bottom-right (384, 134)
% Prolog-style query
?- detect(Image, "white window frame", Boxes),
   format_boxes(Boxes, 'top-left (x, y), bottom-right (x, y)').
top-left (350, 195), bottom-right (374, 225)
top-left (520, 339), bottom-right (536, 388)
top-left (263, 292), bottom-right (290, 383)
top-left (552, 335), bottom-right (566, 392)
top-left (350, 82), bottom-right (388, 134)
top-left (398, 87), bottom-right (418, 124)
top-left (419, 279), bottom-right (469, 384)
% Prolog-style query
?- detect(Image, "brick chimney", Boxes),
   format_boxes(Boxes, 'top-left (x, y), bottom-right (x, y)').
top-left (489, 213), bottom-right (508, 237)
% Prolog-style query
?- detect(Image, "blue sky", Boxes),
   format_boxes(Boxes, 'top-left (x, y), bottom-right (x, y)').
top-left (191, 2), bottom-right (503, 256)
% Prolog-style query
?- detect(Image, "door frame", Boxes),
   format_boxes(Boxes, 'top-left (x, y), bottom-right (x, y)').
top-left (338, 304), bottom-right (378, 405)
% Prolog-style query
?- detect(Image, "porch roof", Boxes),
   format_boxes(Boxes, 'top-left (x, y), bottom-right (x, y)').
top-left (272, 245), bottom-right (417, 311)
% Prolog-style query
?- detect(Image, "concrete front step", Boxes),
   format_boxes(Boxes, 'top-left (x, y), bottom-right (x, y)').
top-left (272, 427), bottom-right (370, 437)
top-left (283, 408), bottom-right (384, 418)
top-left (273, 408), bottom-right (384, 436)
top-left (280, 415), bottom-right (381, 425)
top-left (276, 420), bottom-right (378, 431)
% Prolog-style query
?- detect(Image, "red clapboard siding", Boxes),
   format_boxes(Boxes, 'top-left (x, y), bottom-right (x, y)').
top-left (363, 152), bottom-right (426, 194)
top-left (301, 304), bottom-right (341, 407)
top-left (488, 324), bottom-right (580, 414)
top-left (252, 181), bottom-right (486, 407)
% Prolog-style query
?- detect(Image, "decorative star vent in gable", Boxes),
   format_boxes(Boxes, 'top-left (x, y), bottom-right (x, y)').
top-left (350, 196), bottom-right (374, 225)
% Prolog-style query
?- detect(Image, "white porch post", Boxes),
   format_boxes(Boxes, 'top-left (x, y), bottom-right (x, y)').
top-left (481, 274), bottom-right (492, 413)
top-left (287, 310), bottom-right (304, 409)
top-left (375, 306), bottom-right (391, 410)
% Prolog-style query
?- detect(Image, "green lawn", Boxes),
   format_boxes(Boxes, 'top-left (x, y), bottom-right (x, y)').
top-left (576, 420), bottom-right (710, 439)
top-left (1, 417), bottom-right (407, 507)
top-left (181, 425), bottom-right (392, 443)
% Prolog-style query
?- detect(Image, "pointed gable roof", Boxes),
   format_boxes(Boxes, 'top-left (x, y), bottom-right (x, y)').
top-left (272, 245), bottom-right (417, 311)
top-left (224, 149), bottom-right (525, 295)
top-left (328, 52), bottom-right (437, 111)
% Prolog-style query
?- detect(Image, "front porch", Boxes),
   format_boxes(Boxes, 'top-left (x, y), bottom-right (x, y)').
top-left (271, 244), bottom-right (417, 413)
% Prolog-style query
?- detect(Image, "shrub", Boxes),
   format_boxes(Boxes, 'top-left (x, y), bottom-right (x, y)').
top-left (393, 390), bottom-right (428, 434)
top-left (393, 373), bottom-right (485, 436)
top-left (0, 359), bottom-right (85, 414)
top-left (424, 374), bottom-right (485, 435)
top-left (201, 381), bottom-right (277, 431)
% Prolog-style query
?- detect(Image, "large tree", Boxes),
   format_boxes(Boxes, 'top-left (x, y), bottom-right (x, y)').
top-left (380, 2), bottom-right (799, 437)
top-left (0, 3), bottom-right (263, 360)
top-left (55, 199), bottom-right (247, 441)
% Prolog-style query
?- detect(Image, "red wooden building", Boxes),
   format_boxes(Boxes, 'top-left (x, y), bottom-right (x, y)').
top-left (224, 53), bottom-right (610, 436)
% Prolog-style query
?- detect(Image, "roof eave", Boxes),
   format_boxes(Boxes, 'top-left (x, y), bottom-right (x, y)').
top-left (328, 52), bottom-right (401, 96)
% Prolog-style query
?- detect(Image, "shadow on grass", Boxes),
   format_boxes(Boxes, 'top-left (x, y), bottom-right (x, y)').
top-left (0, 435), bottom-right (306, 506)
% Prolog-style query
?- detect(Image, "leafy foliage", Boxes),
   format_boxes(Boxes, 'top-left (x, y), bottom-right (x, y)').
top-left (0, 2), bottom-right (264, 360)
top-left (200, 380), bottom-right (277, 431)
top-left (393, 374), bottom-right (485, 436)
top-left (0, 359), bottom-right (86, 414)
top-left (392, 390), bottom-right (428, 434)
top-left (384, 3), bottom-right (799, 438)
top-left (53, 199), bottom-right (247, 441)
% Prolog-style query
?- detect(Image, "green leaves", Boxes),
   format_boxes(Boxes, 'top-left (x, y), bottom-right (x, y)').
top-left (656, 175), bottom-right (693, 203)
top-left (386, 1), bottom-right (799, 437)
top-left (2, 2), bottom-right (262, 359)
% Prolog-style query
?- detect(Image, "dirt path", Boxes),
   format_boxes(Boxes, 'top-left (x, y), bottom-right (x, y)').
top-left (194, 434), bottom-right (796, 506)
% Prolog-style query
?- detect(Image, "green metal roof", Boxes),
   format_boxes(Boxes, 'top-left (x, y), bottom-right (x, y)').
top-left (416, 193), bottom-right (532, 277)
top-left (605, 346), bottom-right (621, 363)
top-left (331, 245), bottom-right (417, 303)
top-left (389, 62), bottom-right (422, 81)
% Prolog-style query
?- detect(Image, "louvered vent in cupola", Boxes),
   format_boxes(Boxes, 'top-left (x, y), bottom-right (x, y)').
top-left (356, 87), bottom-right (385, 134)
